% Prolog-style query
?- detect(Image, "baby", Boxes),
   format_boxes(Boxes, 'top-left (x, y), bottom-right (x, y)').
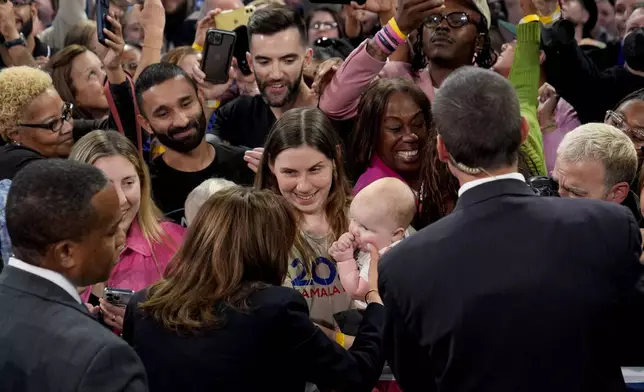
top-left (184, 178), bottom-right (236, 226)
top-left (329, 177), bottom-right (416, 300)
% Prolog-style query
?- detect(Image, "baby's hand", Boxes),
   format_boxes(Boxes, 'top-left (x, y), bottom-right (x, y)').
top-left (329, 232), bottom-right (356, 262)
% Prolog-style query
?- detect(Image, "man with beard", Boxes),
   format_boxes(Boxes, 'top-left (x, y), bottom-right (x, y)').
top-left (0, 0), bottom-right (52, 69)
top-left (209, 5), bottom-right (317, 149)
top-left (540, 0), bottom-right (644, 124)
top-left (135, 63), bottom-right (254, 226)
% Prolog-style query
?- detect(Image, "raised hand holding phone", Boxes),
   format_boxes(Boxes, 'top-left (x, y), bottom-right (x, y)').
top-left (0, 0), bottom-right (20, 41)
top-left (394, 0), bottom-right (445, 35)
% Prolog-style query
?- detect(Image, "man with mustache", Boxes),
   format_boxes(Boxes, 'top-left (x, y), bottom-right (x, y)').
top-left (135, 63), bottom-right (254, 226)
top-left (0, 0), bottom-right (52, 69)
top-left (209, 5), bottom-right (317, 149)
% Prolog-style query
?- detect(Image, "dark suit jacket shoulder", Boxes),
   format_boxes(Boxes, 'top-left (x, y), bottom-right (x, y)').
top-left (0, 266), bottom-right (147, 392)
top-left (124, 284), bottom-right (385, 392)
top-left (379, 179), bottom-right (644, 392)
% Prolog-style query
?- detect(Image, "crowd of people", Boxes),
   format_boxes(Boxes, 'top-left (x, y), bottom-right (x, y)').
top-left (1, 0), bottom-right (644, 390)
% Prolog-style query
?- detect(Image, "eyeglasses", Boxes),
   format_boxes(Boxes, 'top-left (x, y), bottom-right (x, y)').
top-left (314, 37), bottom-right (341, 48)
top-left (310, 22), bottom-right (338, 31)
top-left (605, 110), bottom-right (644, 141)
top-left (423, 12), bottom-right (472, 29)
top-left (18, 102), bottom-right (74, 133)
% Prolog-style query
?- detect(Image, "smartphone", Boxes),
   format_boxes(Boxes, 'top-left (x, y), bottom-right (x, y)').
top-left (95, 0), bottom-right (112, 47)
top-left (104, 287), bottom-right (135, 307)
top-left (214, 5), bottom-right (256, 31)
top-left (233, 25), bottom-right (252, 76)
top-left (201, 29), bottom-right (236, 84)
top-left (333, 309), bottom-right (363, 336)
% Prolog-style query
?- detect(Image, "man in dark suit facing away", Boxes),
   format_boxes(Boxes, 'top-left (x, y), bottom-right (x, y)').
top-left (0, 159), bottom-right (148, 392)
top-left (379, 67), bottom-right (644, 392)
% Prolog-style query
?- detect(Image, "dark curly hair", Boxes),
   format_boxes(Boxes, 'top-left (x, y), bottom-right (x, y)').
top-left (411, 15), bottom-right (497, 73)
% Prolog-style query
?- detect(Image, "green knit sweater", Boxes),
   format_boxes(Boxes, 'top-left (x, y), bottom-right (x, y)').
top-left (509, 21), bottom-right (547, 176)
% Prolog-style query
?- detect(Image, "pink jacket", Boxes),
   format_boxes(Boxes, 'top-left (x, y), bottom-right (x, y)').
top-left (353, 154), bottom-right (406, 196)
top-left (319, 40), bottom-right (435, 120)
top-left (81, 220), bottom-right (185, 301)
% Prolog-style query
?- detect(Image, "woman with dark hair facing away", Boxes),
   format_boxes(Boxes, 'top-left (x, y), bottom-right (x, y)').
top-left (318, 0), bottom-right (497, 121)
top-left (255, 108), bottom-right (356, 336)
top-left (123, 186), bottom-right (385, 392)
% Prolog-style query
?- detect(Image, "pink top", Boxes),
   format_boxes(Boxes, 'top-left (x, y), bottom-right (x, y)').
top-left (353, 154), bottom-right (406, 195)
top-left (81, 220), bottom-right (185, 302)
top-left (543, 99), bottom-right (581, 174)
top-left (319, 40), bottom-right (435, 120)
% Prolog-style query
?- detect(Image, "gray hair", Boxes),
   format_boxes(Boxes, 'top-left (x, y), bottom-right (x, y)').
top-left (557, 123), bottom-right (638, 188)
top-left (184, 178), bottom-right (236, 226)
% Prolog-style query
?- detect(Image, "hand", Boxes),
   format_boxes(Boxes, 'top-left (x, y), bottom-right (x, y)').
top-left (532, 0), bottom-right (558, 17)
top-left (233, 56), bottom-right (259, 96)
top-left (0, 1), bottom-right (19, 41)
top-left (191, 62), bottom-right (235, 101)
top-left (394, 0), bottom-right (444, 35)
top-left (349, 0), bottom-right (394, 16)
top-left (85, 303), bottom-right (100, 315)
top-left (366, 242), bottom-right (383, 305)
top-left (35, 56), bottom-right (49, 69)
top-left (194, 9), bottom-right (221, 48)
top-left (329, 232), bottom-right (356, 262)
top-left (537, 83), bottom-right (558, 132)
top-left (520, 0), bottom-right (539, 16)
top-left (312, 57), bottom-right (343, 97)
top-left (101, 13), bottom-right (126, 70)
top-left (243, 147), bottom-right (263, 173)
top-left (100, 298), bottom-right (126, 331)
top-left (136, 0), bottom-right (166, 37)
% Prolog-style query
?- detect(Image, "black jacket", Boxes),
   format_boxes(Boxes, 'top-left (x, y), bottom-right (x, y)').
top-left (0, 266), bottom-right (148, 392)
top-left (0, 144), bottom-right (43, 181)
top-left (542, 19), bottom-right (644, 123)
top-left (379, 178), bottom-right (644, 392)
top-left (124, 286), bottom-right (385, 392)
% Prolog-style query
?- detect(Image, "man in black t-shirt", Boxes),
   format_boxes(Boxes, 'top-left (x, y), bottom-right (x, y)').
top-left (209, 6), bottom-right (317, 148)
top-left (135, 63), bottom-right (254, 226)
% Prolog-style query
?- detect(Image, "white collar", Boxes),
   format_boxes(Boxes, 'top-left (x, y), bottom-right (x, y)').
top-left (8, 257), bottom-right (82, 304)
top-left (458, 173), bottom-right (526, 197)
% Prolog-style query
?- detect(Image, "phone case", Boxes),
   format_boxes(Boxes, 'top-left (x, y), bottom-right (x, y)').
top-left (104, 288), bottom-right (135, 307)
top-left (214, 6), bottom-right (256, 31)
top-left (232, 25), bottom-right (252, 76)
top-left (201, 29), bottom-right (237, 84)
top-left (95, 0), bottom-right (112, 46)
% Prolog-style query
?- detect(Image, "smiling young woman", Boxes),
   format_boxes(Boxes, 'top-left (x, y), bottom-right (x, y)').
top-left (255, 107), bottom-right (354, 329)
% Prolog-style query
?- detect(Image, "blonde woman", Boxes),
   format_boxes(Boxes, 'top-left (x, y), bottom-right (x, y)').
top-left (70, 130), bottom-right (185, 331)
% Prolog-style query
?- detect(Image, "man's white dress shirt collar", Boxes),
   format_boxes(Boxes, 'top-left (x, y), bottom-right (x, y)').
top-left (8, 257), bottom-right (82, 304)
top-left (458, 173), bottom-right (526, 197)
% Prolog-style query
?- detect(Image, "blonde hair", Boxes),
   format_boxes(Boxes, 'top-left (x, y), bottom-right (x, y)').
top-left (557, 123), bottom-right (638, 188)
top-left (69, 130), bottom-right (171, 245)
top-left (184, 178), bottom-right (236, 226)
top-left (0, 66), bottom-right (53, 141)
top-left (161, 46), bottom-right (198, 66)
top-left (354, 178), bottom-right (417, 229)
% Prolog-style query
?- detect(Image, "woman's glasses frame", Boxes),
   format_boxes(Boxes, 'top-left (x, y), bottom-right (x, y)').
top-left (17, 102), bottom-right (74, 134)
top-left (605, 110), bottom-right (644, 141)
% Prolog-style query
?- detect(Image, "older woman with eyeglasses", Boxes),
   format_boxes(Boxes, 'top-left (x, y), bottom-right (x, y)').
top-left (0, 66), bottom-right (74, 180)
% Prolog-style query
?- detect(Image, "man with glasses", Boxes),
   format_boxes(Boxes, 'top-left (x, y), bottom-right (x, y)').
top-left (0, 0), bottom-right (53, 69)
top-left (0, 66), bottom-right (74, 181)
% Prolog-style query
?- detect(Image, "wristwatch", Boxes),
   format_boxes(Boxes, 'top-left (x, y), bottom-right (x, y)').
top-left (4, 34), bottom-right (26, 49)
